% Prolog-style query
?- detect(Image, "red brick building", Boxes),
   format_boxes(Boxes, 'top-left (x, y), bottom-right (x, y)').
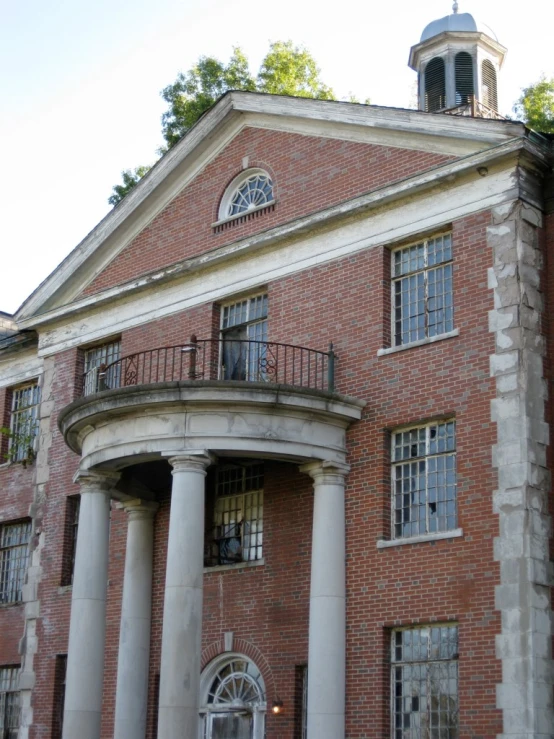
top-left (1, 8), bottom-right (553, 739)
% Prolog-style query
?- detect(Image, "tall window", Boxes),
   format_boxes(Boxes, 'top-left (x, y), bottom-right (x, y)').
top-left (51, 655), bottom-right (67, 739)
top-left (205, 463), bottom-right (264, 567)
top-left (0, 666), bottom-right (20, 739)
top-left (392, 234), bottom-right (453, 346)
top-left (392, 421), bottom-right (456, 539)
top-left (60, 497), bottom-right (80, 587)
top-left (83, 340), bottom-right (121, 395)
top-left (392, 625), bottom-right (459, 738)
top-left (221, 295), bottom-right (268, 381)
top-left (0, 522), bottom-right (31, 604)
top-left (9, 383), bottom-right (41, 462)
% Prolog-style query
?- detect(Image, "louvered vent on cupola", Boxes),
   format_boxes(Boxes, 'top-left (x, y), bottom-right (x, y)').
top-left (424, 57), bottom-right (446, 112)
top-left (455, 52), bottom-right (474, 104)
top-left (481, 59), bottom-right (498, 111)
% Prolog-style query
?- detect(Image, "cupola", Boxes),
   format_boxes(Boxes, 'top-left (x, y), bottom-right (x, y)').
top-left (409, 2), bottom-right (507, 116)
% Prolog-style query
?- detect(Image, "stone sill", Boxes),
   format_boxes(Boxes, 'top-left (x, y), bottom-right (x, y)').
top-left (377, 329), bottom-right (459, 356)
top-left (204, 559), bottom-right (265, 574)
top-left (377, 529), bottom-right (463, 549)
top-left (0, 600), bottom-right (23, 609)
top-left (57, 585), bottom-right (73, 595)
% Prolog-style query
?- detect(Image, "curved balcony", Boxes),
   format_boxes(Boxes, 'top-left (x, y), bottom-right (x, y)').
top-left (82, 337), bottom-right (336, 396)
top-left (60, 338), bottom-right (364, 473)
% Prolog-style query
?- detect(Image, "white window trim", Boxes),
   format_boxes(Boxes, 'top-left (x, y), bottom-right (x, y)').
top-left (377, 528), bottom-right (463, 548)
top-left (8, 382), bottom-right (41, 463)
top-left (377, 328), bottom-right (459, 356)
top-left (215, 168), bottom-right (275, 225)
top-left (199, 653), bottom-right (266, 739)
top-left (390, 232), bottom-right (454, 348)
top-left (390, 419), bottom-right (457, 542)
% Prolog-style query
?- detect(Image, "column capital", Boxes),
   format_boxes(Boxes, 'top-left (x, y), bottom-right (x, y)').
top-left (73, 468), bottom-right (120, 494)
top-left (300, 459), bottom-right (350, 484)
top-left (117, 499), bottom-right (159, 521)
top-left (165, 451), bottom-right (214, 475)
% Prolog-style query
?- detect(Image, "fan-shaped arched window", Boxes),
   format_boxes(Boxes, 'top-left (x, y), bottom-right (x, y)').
top-left (200, 654), bottom-right (266, 739)
top-left (481, 59), bottom-right (498, 111)
top-left (455, 52), bottom-right (474, 105)
top-left (424, 57), bottom-right (446, 112)
top-left (218, 169), bottom-right (274, 222)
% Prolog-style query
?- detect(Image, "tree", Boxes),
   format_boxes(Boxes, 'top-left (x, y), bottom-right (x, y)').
top-left (161, 47), bottom-right (255, 149)
top-left (256, 41), bottom-right (334, 100)
top-left (108, 165), bottom-right (153, 207)
top-left (109, 42), bottom-right (336, 206)
top-left (514, 76), bottom-right (554, 134)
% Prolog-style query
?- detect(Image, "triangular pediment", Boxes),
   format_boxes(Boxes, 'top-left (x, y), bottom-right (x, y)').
top-left (16, 92), bottom-right (530, 324)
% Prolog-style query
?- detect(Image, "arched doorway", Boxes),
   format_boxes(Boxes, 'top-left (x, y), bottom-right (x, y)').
top-left (200, 654), bottom-right (266, 739)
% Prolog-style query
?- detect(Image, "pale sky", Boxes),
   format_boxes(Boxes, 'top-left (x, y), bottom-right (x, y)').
top-left (1, 0), bottom-right (552, 315)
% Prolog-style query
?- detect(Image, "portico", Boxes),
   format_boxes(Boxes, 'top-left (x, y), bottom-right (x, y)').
top-left (59, 380), bottom-right (364, 739)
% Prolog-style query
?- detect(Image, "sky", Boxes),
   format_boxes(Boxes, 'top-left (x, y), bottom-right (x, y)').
top-left (1, 0), bottom-right (553, 315)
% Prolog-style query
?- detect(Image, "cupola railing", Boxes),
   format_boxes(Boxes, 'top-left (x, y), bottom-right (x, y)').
top-left (82, 336), bottom-right (336, 397)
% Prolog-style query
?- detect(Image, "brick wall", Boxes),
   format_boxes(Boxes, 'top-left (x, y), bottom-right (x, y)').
top-left (2, 205), bottom-right (506, 737)
top-left (81, 128), bottom-right (453, 298)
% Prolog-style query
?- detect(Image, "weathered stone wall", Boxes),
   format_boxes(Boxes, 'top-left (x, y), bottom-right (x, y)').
top-left (488, 200), bottom-right (554, 737)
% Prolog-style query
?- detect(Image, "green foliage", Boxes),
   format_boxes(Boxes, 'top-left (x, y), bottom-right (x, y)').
top-left (109, 41), bottom-right (337, 205)
top-left (257, 41), bottom-right (334, 100)
top-left (0, 426), bottom-right (36, 466)
top-left (514, 76), bottom-right (554, 134)
top-left (161, 48), bottom-right (255, 149)
top-left (108, 165), bottom-right (152, 207)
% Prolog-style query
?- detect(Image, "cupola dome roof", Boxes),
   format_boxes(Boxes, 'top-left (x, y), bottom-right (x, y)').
top-left (420, 10), bottom-right (497, 42)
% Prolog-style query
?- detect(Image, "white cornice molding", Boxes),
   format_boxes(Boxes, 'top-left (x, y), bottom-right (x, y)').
top-left (16, 136), bottom-right (547, 338)
top-left (16, 92), bottom-right (532, 323)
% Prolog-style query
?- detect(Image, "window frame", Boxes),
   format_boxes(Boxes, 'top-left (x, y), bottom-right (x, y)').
top-left (199, 653), bottom-right (266, 739)
top-left (8, 382), bottom-right (41, 463)
top-left (205, 462), bottom-right (264, 567)
top-left (391, 624), bottom-right (459, 738)
top-left (219, 294), bottom-right (268, 383)
top-left (391, 233), bottom-right (453, 348)
top-left (217, 169), bottom-right (275, 223)
top-left (0, 521), bottom-right (32, 605)
top-left (0, 665), bottom-right (20, 739)
top-left (391, 420), bottom-right (457, 540)
top-left (82, 339), bottom-right (121, 395)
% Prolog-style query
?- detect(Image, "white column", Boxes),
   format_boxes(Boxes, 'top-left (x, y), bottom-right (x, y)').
top-left (114, 501), bottom-right (158, 739)
top-left (301, 460), bottom-right (349, 739)
top-left (63, 470), bottom-right (119, 739)
top-left (158, 453), bottom-right (212, 739)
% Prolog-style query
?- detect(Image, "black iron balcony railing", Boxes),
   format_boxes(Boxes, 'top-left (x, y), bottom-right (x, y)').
top-left (82, 337), bottom-right (336, 397)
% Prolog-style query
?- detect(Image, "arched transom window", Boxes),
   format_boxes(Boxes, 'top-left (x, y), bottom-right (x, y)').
top-left (200, 655), bottom-right (266, 739)
top-left (219, 169), bottom-right (274, 221)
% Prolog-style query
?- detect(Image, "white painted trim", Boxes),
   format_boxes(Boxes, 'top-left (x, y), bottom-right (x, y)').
top-left (377, 329), bottom-right (460, 356)
top-left (16, 137), bottom-right (540, 343)
top-left (377, 529), bottom-right (463, 548)
top-left (31, 165), bottom-right (518, 357)
top-left (15, 93), bottom-right (535, 322)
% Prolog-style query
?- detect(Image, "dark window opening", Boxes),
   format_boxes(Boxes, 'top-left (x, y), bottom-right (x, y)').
top-left (455, 52), bottom-right (474, 105)
top-left (424, 57), bottom-right (446, 112)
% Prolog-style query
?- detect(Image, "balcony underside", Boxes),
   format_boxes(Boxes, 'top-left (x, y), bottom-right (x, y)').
top-left (58, 380), bottom-right (365, 472)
